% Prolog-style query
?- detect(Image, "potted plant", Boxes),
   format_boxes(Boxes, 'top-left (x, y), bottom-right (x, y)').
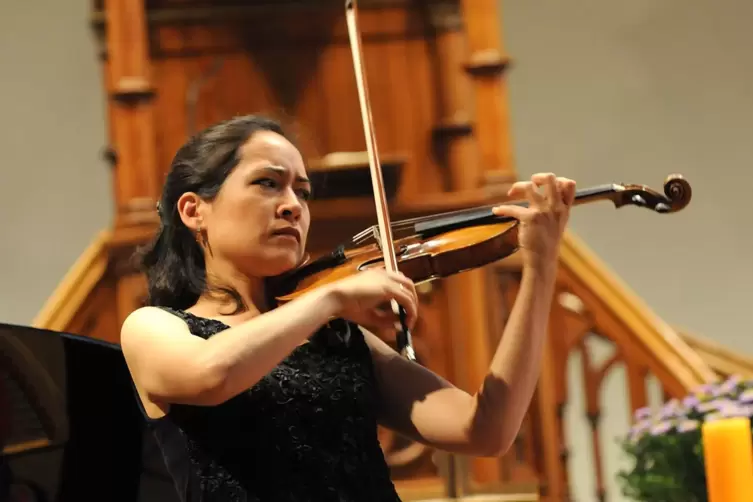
top-left (617, 375), bottom-right (753, 502)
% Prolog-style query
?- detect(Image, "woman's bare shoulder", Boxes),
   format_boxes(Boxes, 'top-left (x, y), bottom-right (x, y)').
top-left (120, 306), bottom-right (218, 408)
top-left (120, 306), bottom-right (194, 349)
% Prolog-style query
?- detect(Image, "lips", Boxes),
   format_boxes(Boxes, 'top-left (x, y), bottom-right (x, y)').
top-left (271, 227), bottom-right (301, 242)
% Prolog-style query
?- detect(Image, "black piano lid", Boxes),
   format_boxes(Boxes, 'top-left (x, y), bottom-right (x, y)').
top-left (0, 322), bottom-right (176, 502)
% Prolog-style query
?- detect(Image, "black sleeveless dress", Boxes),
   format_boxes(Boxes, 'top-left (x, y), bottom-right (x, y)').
top-left (146, 308), bottom-right (402, 502)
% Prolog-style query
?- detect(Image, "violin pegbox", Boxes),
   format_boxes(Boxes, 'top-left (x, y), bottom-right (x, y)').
top-left (612, 174), bottom-right (692, 214)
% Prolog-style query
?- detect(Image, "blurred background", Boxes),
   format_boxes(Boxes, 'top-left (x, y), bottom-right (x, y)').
top-left (0, 1), bottom-right (750, 501)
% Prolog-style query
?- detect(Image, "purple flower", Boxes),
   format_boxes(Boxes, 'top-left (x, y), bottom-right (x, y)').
top-left (696, 401), bottom-right (718, 413)
top-left (711, 384), bottom-right (728, 397)
top-left (717, 403), bottom-right (753, 419)
top-left (677, 419), bottom-right (700, 433)
top-left (716, 378), bottom-right (741, 397)
top-left (719, 403), bottom-right (748, 418)
top-left (650, 421), bottom-right (674, 436)
top-left (739, 389), bottom-right (753, 403)
top-left (696, 399), bottom-right (732, 413)
top-left (683, 394), bottom-right (701, 409)
top-left (724, 375), bottom-right (742, 387)
top-left (704, 412), bottom-right (725, 423)
top-left (631, 420), bottom-right (651, 434)
top-left (659, 399), bottom-right (682, 419)
top-left (691, 383), bottom-right (715, 397)
top-left (634, 406), bottom-right (653, 421)
top-left (627, 419), bottom-right (653, 442)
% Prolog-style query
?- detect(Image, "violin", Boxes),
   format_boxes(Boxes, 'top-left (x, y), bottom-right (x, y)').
top-left (269, 0), bottom-right (693, 361)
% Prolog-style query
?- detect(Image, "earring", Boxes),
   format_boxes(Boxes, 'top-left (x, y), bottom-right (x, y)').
top-left (196, 223), bottom-right (209, 248)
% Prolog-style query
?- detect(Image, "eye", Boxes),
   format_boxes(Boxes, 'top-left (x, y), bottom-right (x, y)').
top-left (296, 188), bottom-right (312, 201)
top-left (252, 177), bottom-right (277, 189)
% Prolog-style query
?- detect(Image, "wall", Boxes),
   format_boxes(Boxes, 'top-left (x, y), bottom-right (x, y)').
top-left (0, 0), bottom-right (110, 326)
top-left (500, 0), bottom-right (753, 500)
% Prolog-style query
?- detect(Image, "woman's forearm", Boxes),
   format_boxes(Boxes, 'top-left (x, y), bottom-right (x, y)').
top-left (471, 262), bottom-right (558, 452)
top-left (125, 270), bottom-right (416, 408)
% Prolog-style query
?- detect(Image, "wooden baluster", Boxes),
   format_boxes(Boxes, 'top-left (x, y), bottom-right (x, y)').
top-left (550, 300), bottom-right (573, 502)
top-left (626, 360), bottom-right (649, 414)
top-left (104, 0), bottom-right (159, 227)
top-left (533, 312), bottom-right (567, 502)
top-left (457, 0), bottom-right (515, 190)
top-left (580, 339), bottom-right (620, 502)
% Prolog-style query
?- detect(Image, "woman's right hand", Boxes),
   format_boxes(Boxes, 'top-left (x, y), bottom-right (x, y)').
top-left (326, 269), bottom-right (418, 331)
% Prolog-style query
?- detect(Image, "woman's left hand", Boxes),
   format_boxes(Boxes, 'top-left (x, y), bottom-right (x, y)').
top-left (491, 172), bottom-right (576, 271)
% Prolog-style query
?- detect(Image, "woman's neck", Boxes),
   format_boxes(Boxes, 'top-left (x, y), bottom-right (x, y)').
top-left (196, 260), bottom-right (270, 321)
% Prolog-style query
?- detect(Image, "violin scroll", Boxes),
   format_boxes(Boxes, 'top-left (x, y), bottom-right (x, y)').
top-left (612, 174), bottom-right (691, 214)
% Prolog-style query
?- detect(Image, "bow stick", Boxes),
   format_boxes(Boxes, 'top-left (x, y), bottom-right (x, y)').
top-left (345, 0), bottom-right (416, 361)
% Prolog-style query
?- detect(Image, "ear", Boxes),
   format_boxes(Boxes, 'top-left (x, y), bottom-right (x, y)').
top-left (176, 192), bottom-right (208, 231)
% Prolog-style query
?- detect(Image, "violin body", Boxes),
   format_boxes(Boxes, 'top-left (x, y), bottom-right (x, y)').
top-left (273, 220), bottom-right (520, 303)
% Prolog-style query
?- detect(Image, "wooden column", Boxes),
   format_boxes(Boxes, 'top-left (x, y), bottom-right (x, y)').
top-left (535, 298), bottom-right (570, 502)
top-left (429, 0), bottom-right (520, 491)
top-left (444, 269), bottom-right (501, 487)
top-left (424, 1), bottom-right (479, 191)
top-left (104, 0), bottom-right (159, 228)
top-left (458, 0), bottom-right (515, 190)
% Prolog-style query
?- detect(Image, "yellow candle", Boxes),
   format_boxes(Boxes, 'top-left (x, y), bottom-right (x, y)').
top-left (702, 417), bottom-right (753, 502)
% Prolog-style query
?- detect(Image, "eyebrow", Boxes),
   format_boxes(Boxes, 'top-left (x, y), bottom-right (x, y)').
top-left (261, 165), bottom-right (310, 184)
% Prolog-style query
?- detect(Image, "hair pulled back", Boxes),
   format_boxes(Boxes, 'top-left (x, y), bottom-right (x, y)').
top-left (138, 114), bottom-right (295, 311)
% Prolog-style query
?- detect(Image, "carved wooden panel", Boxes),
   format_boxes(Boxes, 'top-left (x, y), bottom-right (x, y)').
top-left (142, 4), bottom-right (459, 205)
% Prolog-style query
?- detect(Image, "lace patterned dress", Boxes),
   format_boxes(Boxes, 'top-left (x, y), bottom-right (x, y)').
top-left (146, 307), bottom-right (402, 502)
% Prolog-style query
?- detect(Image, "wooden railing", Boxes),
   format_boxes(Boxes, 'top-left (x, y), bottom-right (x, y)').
top-left (680, 330), bottom-right (753, 379)
top-left (32, 230), bottom-right (112, 332)
top-left (556, 232), bottom-right (717, 390)
top-left (492, 231), bottom-right (719, 501)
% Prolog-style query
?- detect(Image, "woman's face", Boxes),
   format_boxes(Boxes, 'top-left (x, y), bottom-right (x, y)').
top-left (188, 130), bottom-right (312, 278)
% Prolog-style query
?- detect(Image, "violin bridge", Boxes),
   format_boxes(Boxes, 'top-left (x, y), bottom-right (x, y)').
top-left (371, 226), bottom-right (382, 250)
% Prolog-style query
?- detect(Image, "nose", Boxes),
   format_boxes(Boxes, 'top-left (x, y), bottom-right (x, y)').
top-left (277, 191), bottom-right (302, 222)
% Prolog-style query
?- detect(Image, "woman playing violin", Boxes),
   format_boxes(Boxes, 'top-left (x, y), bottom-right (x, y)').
top-left (120, 114), bottom-right (576, 502)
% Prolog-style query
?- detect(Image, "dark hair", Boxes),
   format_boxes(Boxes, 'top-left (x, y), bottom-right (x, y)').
top-left (137, 114), bottom-right (297, 313)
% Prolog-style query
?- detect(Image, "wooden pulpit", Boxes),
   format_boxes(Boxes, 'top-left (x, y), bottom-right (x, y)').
top-left (83, 0), bottom-right (531, 498)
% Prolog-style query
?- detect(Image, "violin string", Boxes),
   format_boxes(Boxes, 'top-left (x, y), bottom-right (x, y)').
top-left (392, 199), bottom-right (531, 228)
top-left (350, 202), bottom-right (516, 246)
top-left (373, 183), bottom-right (603, 231)
top-left (350, 185), bottom-right (610, 245)
top-left (349, 202), bottom-right (535, 245)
